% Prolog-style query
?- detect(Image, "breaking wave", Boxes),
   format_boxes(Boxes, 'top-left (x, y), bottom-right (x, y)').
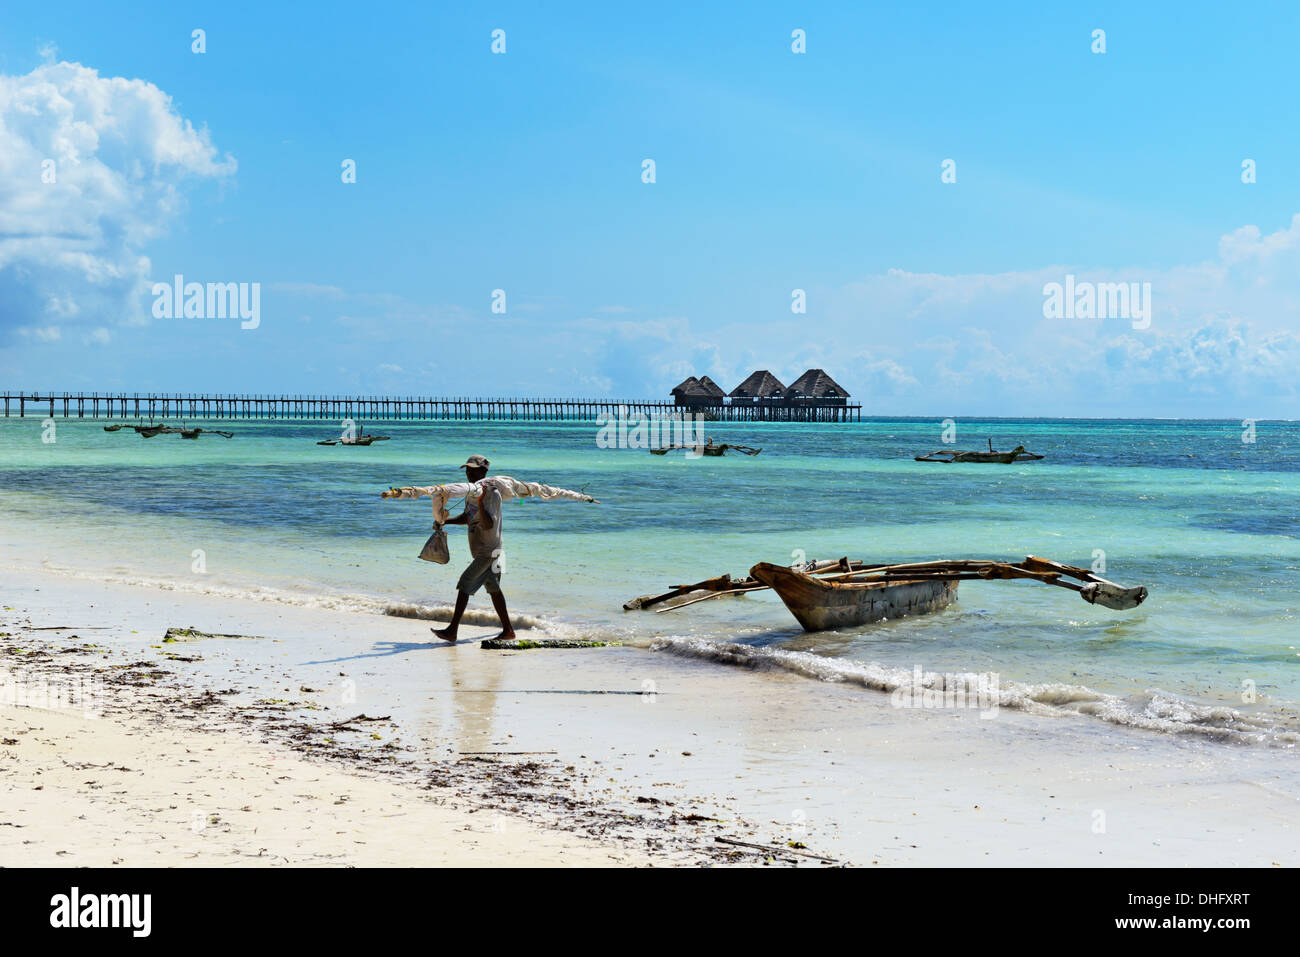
top-left (650, 636), bottom-right (1300, 747)
top-left (381, 601), bottom-right (549, 630)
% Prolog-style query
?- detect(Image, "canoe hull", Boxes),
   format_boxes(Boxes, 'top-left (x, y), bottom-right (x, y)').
top-left (914, 451), bottom-right (1043, 463)
top-left (750, 562), bottom-right (958, 632)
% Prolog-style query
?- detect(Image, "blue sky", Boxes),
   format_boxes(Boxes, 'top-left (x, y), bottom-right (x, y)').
top-left (2, 1), bottom-right (1300, 415)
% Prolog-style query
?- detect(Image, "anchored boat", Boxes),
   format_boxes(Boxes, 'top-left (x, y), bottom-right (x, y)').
top-left (318, 425), bottom-right (390, 446)
top-left (116, 424), bottom-right (232, 439)
top-left (649, 440), bottom-right (761, 456)
top-left (914, 440), bottom-right (1043, 463)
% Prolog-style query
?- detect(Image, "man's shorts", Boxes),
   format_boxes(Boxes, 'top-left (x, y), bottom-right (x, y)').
top-left (457, 555), bottom-right (502, 595)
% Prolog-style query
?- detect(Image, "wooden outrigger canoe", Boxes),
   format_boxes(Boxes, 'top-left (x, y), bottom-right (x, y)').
top-left (317, 435), bottom-right (389, 446)
top-left (649, 442), bottom-right (761, 456)
top-left (318, 427), bottom-right (390, 446)
top-left (104, 423), bottom-right (231, 438)
top-left (125, 425), bottom-right (232, 439)
top-left (626, 555), bottom-right (1147, 632)
top-left (915, 440), bottom-right (1043, 463)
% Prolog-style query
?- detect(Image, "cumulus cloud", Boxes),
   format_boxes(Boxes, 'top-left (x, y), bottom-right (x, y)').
top-left (1218, 213), bottom-right (1300, 265)
top-left (0, 60), bottom-right (234, 342)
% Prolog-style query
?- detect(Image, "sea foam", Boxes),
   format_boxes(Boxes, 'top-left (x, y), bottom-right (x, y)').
top-left (649, 635), bottom-right (1300, 747)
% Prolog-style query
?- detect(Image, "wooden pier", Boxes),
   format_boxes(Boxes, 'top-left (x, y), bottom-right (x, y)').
top-left (0, 392), bottom-right (861, 423)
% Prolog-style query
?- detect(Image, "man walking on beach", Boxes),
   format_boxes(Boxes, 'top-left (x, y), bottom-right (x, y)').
top-left (432, 454), bottom-right (514, 643)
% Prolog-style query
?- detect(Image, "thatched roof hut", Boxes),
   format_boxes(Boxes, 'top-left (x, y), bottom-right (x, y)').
top-left (671, 375), bottom-right (724, 406)
top-left (670, 376), bottom-right (701, 397)
top-left (695, 375), bottom-right (726, 399)
top-left (787, 368), bottom-right (850, 402)
top-left (728, 370), bottom-right (787, 401)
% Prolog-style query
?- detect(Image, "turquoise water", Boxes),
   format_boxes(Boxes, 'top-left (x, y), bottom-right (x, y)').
top-left (2, 416), bottom-right (1298, 744)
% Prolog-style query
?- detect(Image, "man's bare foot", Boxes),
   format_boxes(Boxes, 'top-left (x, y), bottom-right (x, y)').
top-left (432, 626), bottom-right (458, 643)
top-left (492, 630), bottom-right (517, 641)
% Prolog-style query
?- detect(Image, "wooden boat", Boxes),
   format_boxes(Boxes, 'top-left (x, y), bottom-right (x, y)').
top-left (750, 562), bottom-right (958, 630)
top-left (915, 441), bottom-right (1042, 463)
top-left (649, 441), bottom-right (761, 456)
top-left (319, 428), bottom-right (390, 447)
top-left (108, 424), bottom-right (231, 439)
top-left (626, 555), bottom-right (1147, 632)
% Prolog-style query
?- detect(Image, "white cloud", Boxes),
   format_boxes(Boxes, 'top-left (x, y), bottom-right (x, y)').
top-left (17, 325), bottom-right (62, 341)
top-left (1218, 213), bottom-right (1300, 266)
top-left (0, 60), bottom-right (235, 343)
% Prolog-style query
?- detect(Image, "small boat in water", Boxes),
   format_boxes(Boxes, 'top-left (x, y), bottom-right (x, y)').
top-left (649, 438), bottom-right (761, 456)
top-left (915, 439), bottom-right (1043, 463)
top-left (105, 423), bottom-right (230, 439)
top-left (626, 555), bottom-right (1146, 632)
top-left (318, 435), bottom-right (389, 446)
top-left (318, 426), bottom-right (390, 446)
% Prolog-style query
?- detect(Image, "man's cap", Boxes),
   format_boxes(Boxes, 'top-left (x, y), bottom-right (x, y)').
top-left (459, 454), bottom-right (490, 470)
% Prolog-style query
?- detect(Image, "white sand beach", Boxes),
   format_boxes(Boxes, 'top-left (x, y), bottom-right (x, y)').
top-left (1, 699), bottom-right (628, 867)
